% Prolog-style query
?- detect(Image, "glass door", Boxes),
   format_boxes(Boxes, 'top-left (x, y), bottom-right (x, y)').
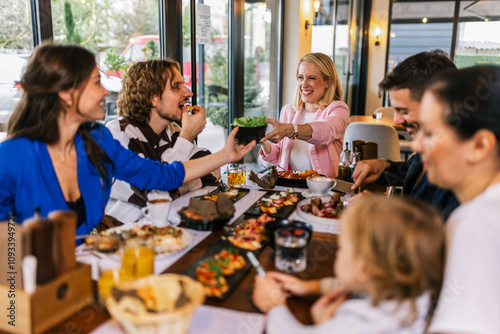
top-left (311, 0), bottom-right (351, 104)
top-left (0, 0), bottom-right (34, 127)
top-left (183, 0), bottom-right (230, 152)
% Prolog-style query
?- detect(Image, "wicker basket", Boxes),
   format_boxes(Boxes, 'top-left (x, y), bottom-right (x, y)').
top-left (106, 274), bottom-right (205, 334)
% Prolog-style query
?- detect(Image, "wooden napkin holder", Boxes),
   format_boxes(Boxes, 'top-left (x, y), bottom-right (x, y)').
top-left (0, 263), bottom-right (93, 334)
top-left (0, 214), bottom-right (93, 334)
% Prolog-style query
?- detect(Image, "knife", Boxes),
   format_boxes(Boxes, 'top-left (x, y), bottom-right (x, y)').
top-left (246, 252), bottom-right (266, 277)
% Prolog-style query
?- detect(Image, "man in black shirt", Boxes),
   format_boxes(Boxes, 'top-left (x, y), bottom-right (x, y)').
top-left (352, 50), bottom-right (459, 220)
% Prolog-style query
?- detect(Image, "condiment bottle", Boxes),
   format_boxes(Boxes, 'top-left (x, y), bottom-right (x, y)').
top-left (338, 142), bottom-right (351, 181)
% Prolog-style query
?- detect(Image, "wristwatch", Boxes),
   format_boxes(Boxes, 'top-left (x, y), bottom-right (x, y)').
top-left (289, 123), bottom-right (299, 140)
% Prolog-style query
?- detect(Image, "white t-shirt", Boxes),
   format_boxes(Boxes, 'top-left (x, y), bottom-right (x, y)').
top-left (289, 111), bottom-right (316, 171)
top-left (267, 293), bottom-right (430, 334)
top-left (430, 182), bottom-right (500, 334)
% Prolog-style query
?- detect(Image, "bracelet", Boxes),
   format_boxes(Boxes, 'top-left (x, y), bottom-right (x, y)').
top-left (289, 123), bottom-right (299, 140)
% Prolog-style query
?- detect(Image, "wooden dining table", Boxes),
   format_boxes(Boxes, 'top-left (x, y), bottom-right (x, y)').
top-left (348, 115), bottom-right (406, 131)
top-left (36, 183), bottom-right (340, 334)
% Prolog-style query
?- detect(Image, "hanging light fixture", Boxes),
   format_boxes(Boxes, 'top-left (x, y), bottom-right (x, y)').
top-left (313, 0), bottom-right (321, 18)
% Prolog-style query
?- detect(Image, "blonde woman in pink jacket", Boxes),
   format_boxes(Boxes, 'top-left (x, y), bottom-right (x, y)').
top-left (259, 53), bottom-right (350, 178)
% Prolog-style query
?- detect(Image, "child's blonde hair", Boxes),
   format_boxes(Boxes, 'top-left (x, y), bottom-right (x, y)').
top-left (341, 195), bottom-right (445, 319)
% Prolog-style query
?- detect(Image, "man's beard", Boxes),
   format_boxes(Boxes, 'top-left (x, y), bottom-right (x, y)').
top-left (157, 109), bottom-right (180, 123)
top-left (401, 120), bottom-right (419, 131)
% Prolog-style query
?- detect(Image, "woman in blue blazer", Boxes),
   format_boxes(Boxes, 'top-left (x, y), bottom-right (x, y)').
top-left (0, 43), bottom-right (255, 237)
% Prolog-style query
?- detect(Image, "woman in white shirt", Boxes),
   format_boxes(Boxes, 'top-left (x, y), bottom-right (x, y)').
top-left (412, 66), bottom-right (500, 334)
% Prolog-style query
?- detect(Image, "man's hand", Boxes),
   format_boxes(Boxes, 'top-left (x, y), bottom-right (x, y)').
top-left (351, 158), bottom-right (391, 190)
top-left (310, 290), bottom-right (347, 324)
top-left (260, 119), bottom-right (293, 143)
top-left (179, 105), bottom-right (206, 142)
top-left (252, 275), bottom-right (287, 313)
top-left (223, 126), bottom-right (256, 162)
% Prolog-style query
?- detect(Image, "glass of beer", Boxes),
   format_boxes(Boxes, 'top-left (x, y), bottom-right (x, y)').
top-left (97, 268), bottom-right (123, 304)
top-left (121, 239), bottom-right (155, 280)
top-left (227, 163), bottom-right (246, 187)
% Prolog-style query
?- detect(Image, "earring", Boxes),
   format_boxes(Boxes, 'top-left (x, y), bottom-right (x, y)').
top-left (67, 101), bottom-right (72, 107)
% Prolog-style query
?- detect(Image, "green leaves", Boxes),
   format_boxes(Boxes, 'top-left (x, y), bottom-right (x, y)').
top-left (232, 115), bottom-right (267, 127)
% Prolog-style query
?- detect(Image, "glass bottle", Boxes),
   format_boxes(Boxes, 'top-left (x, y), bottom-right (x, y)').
top-left (348, 148), bottom-right (360, 183)
top-left (338, 143), bottom-right (351, 181)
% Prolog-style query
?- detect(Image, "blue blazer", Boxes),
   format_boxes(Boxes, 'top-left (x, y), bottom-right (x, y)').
top-left (0, 123), bottom-right (185, 236)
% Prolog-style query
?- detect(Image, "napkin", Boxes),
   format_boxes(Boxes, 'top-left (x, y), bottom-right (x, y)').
top-left (186, 194), bottom-right (235, 220)
top-left (249, 166), bottom-right (277, 189)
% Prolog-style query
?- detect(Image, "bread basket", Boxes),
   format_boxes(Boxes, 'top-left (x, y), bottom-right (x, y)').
top-left (105, 274), bottom-right (205, 334)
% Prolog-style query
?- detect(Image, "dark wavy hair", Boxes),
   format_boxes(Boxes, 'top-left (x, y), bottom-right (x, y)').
top-left (7, 42), bottom-right (112, 183)
top-left (379, 50), bottom-right (457, 102)
top-left (428, 66), bottom-right (500, 151)
top-left (118, 59), bottom-right (181, 124)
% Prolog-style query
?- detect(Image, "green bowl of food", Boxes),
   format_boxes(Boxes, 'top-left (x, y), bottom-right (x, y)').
top-left (232, 116), bottom-right (268, 145)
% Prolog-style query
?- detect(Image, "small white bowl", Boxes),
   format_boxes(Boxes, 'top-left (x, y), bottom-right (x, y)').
top-left (306, 176), bottom-right (337, 196)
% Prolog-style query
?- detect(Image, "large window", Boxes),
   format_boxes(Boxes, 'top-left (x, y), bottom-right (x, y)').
top-left (184, 0), bottom-right (230, 153)
top-left (186, 0), bottom-right (283, 157)
top-left (0, 0), bottom-right (34, 126)
top-left (311, 0), bottom-right (354, 104)
top-left (387, 0), bottom-right (500, 72)
top-left (388, 1), bottom-right (455, 72)
top-left (50, 0), bottom-right (160, 122)
top-left (455, 1), bottom-right (500, 68)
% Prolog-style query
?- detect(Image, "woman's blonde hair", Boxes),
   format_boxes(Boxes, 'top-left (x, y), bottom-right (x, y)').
top-left (341, 195), bottom-right (445, 323)
top-left (292, 52), bottom-right (343, 110)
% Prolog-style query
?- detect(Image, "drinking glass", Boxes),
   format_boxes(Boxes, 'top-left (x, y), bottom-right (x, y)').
top-left (121, 239), bottom-right (155, 280)
top-left (227, 163), bottom-right (246, 187)
top-left (274, 227), bottom-right (309, 273)
top-left (97, 268), bottom-right (123, 304)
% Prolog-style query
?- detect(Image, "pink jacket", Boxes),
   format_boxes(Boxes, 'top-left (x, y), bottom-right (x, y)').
top-left (259, 101), bottom-right (350, 178)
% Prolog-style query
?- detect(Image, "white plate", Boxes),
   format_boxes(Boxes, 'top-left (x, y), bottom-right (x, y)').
top-left (296, 197), bottom-right (341, 229)
top-left (87, 224), bottom-right (192, 261)
top-left (301, 189), bottom-right (334, 198)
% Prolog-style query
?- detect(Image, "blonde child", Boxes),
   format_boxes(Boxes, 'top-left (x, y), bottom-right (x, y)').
top-left (252, 195), bottom-right (445, 333)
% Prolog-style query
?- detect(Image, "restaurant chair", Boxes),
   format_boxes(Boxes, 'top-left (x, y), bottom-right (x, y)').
top-left (373, 106), bottom-right (395, 118)
top-left (373, 106), bottom-right (413, 161)
top-left (343, 122), bottom-right (401, 162)
top-left (398, 130), bottom-right (413, 161)
top-left (344, 122), bottom-right (401, 196)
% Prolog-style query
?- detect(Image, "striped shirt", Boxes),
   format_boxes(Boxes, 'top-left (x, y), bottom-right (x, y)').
top-left (105, 117), bottom-right (219, 223)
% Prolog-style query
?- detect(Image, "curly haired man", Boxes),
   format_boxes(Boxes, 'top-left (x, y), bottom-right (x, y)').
top-left (106, 59), bottom-right (219, 223)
